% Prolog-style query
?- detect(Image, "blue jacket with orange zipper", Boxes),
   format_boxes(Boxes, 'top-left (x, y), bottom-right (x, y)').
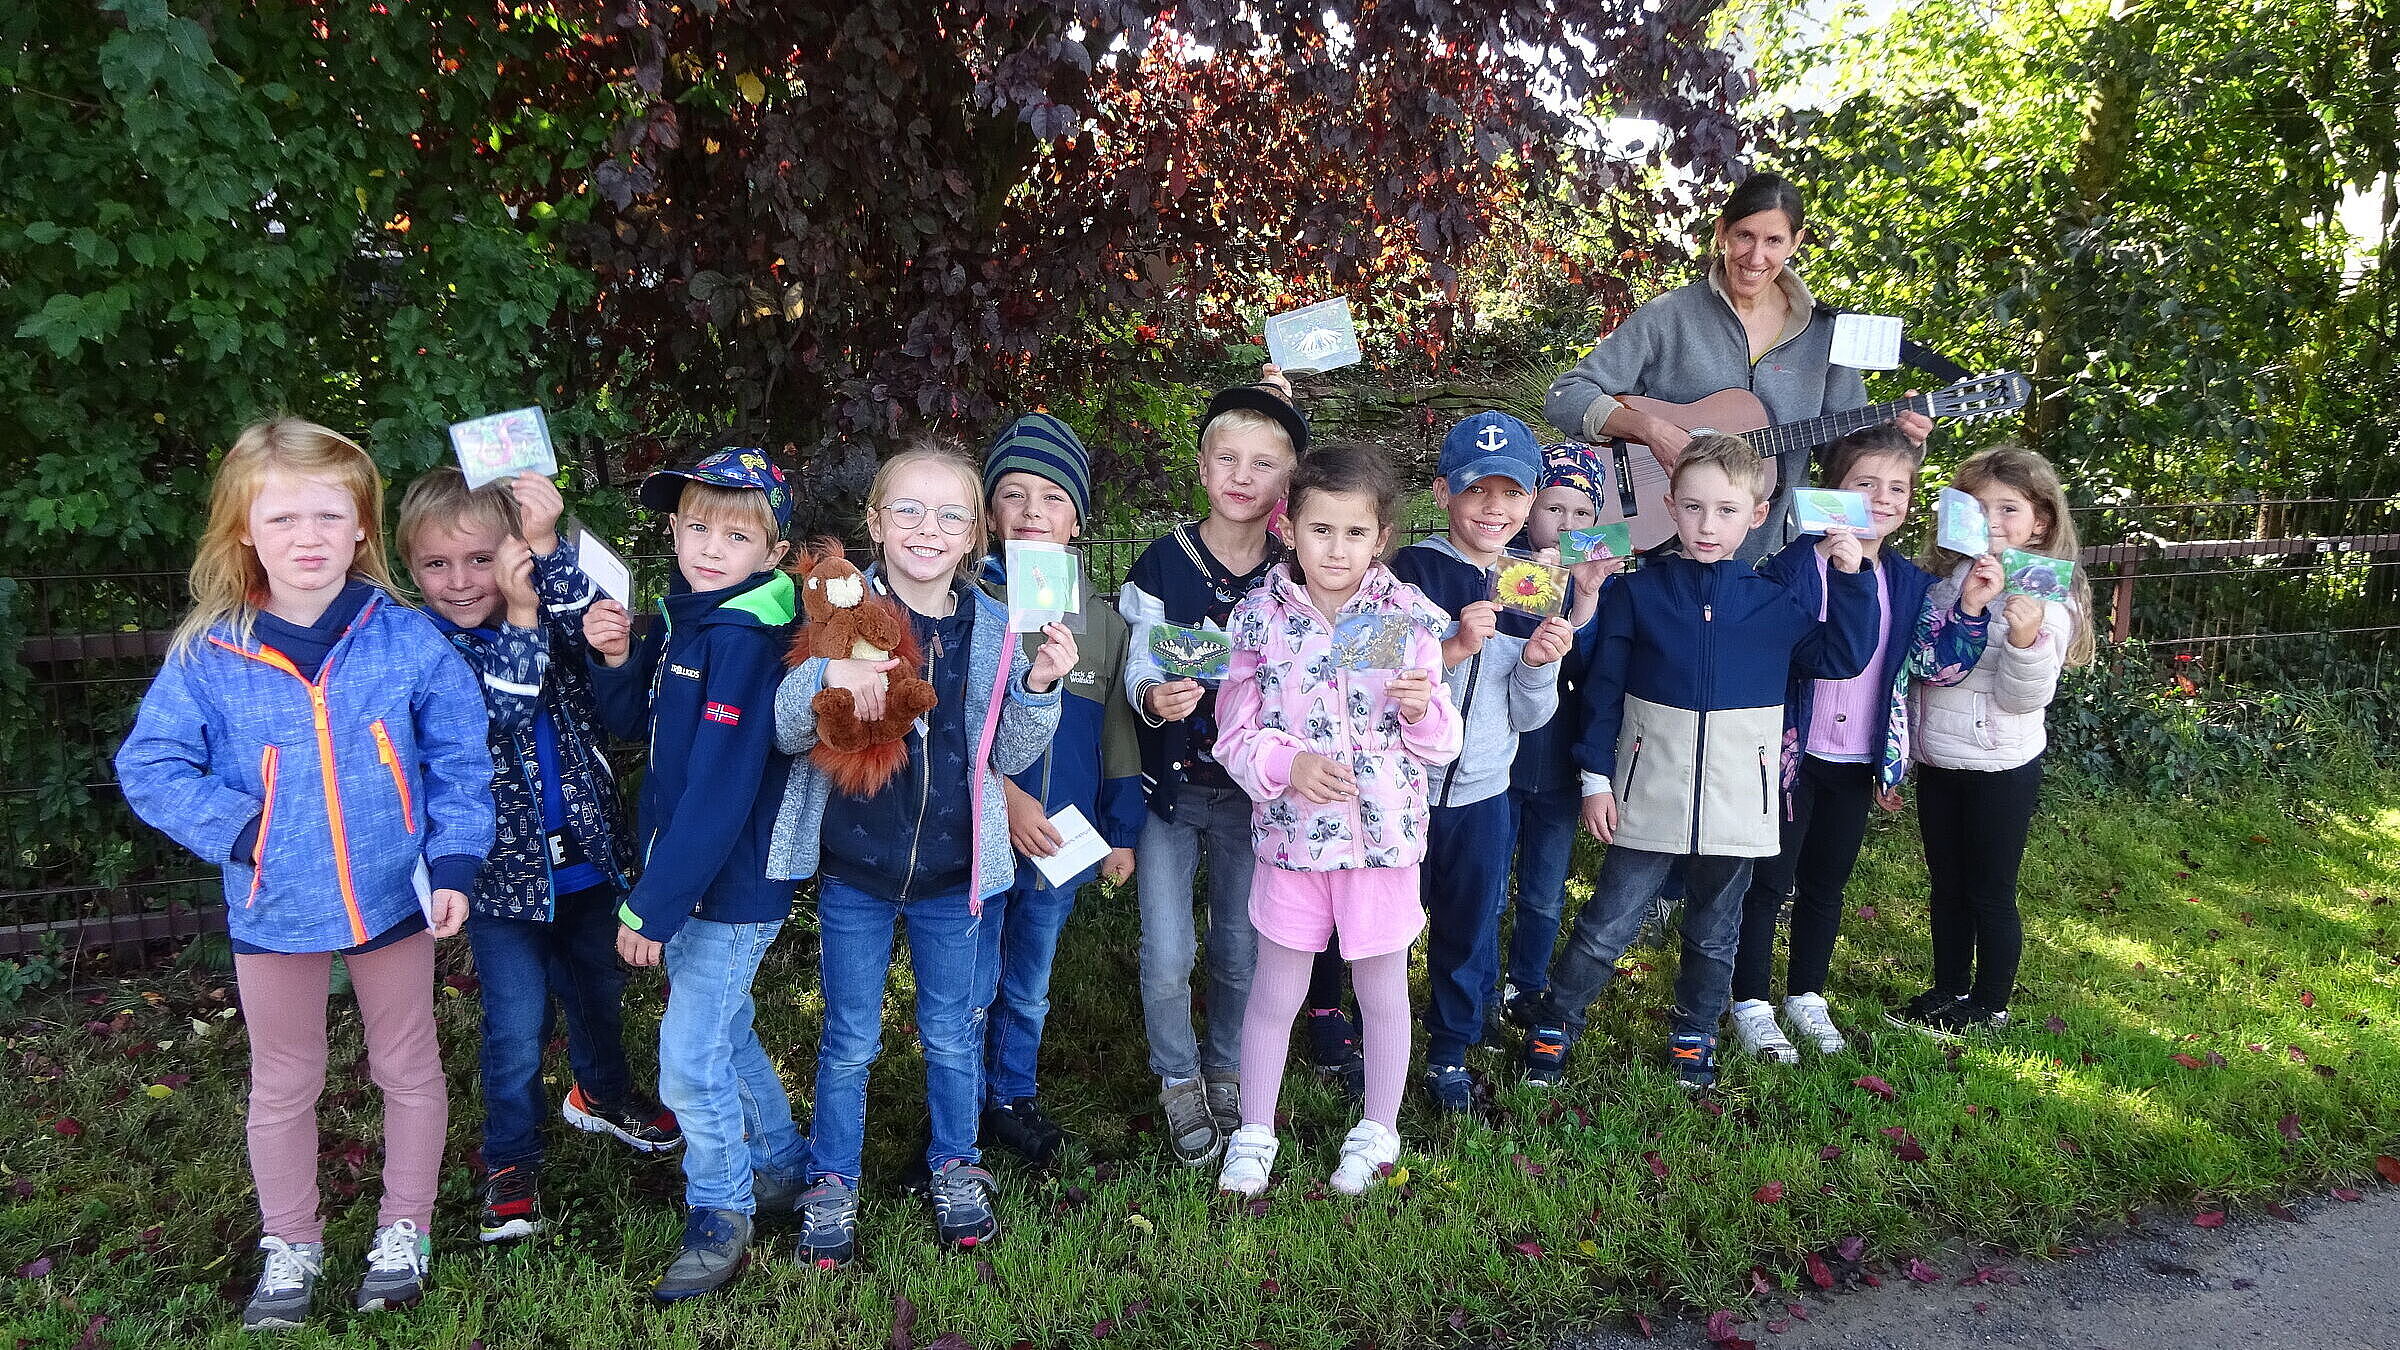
top-left (116, 585), bottom-right (497, 953)
top-left (587, 567), bottom-right (797, 944)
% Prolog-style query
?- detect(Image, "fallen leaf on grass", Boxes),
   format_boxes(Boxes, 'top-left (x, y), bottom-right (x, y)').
top-left (1632, 1312), bottom-right (1654, 1339)
top-left (1753, 1181), bottom-right (1785, 1204)
top-left (1446, 1309), bottom-right (1468, 1332)
top-left (1644, 1151), bottom-right (1669, 1179)
top-left (2331, 1188), bottom-right (2364, 1202)
top-left (890, 1293), bottom-right (917, 1350)
top-left (1904, 1258), bottom-right (1942, 1283)
top-left (2056, 1137), bottom-right (2084, 1157)
top-left (1749, 1266), bottom-right (1773, 1296)
top-left (2171, 1054), bottom-right (2206, 1069)
top-left (1090, 1317), bottom-right (1115, 1339)
top-left (1852, 1075), bottom-right (1895, 1101)
top-left (2277, 1113), bottom-right (2301, 1142)
top-left (1855, 905), bottom-right (1877, 920)
top-left (2300, 990), bottom-right (2316, 1009)
top-left (2287, 1046), bottom-right (2309, 1063)
top-left (2376, 1156), bottom-right (2400, 1185)
top-left (1878, 1127), bottom-right (1928, 1161)
top-left (1818, 1145), bottom-right (1844, 1161)
top-left (2265, 1203), bottom-right (2299, 1221)
top-left (1511, 1241), bottom-right (1544, 1258)
top-left (1258, 1277), bottom-right (1281, 1295)
top-left (976, 1259), bottom-right (997, 1286)
top-left (1805, 1252), bottom-right (1835, 1289)
top-left (1836, 1236), bottom-right (1866, 1262)
top-left (2192, 1211), bottom-right (2225, 1228)
top-left (1785, 1302), bottom-right (1812, 1322)
top-left (926, 1336), bottom-right (971, 1350)
top-left (52, 1118), bottom-right (82, 1137)
top-left (2042, 1015), bottom-right (2067, 1033)
top-left (16, 1256), bottom-right (53, 1279)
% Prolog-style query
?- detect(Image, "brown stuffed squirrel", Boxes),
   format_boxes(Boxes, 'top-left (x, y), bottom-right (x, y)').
top-left (785, 542), bottom-right (938, 798)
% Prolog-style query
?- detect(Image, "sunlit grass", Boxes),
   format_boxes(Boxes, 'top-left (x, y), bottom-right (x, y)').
top-left (3, 774), bottom-right (2396, 1347)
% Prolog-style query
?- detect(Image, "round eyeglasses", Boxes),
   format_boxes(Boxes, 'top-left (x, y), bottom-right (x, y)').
top-left (879, 500), bottom-right (974, 536)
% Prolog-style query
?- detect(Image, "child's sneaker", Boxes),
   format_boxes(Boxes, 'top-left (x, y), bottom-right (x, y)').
top-left (353, 1219), bottom-right (431, 1312)
top-left (1158, 1078), bottom-right (1222, 1167)
top-left (1303, 1007), bottom-right (1367, 1100)
top-left (1666, 1033), bottom-right (1719, 1091)
top-left (1328, 1120), bottom-right (1401, 1196)
top-left (928, 1160), bottom-right (1000, 1249)
top-left (477, 1164), bottom-right (544, 1243)
top-left (561, 1084), bottom-right (682, 1153)
top-left (1520, 1025), bottom-right (1570, 1087)
top-left (652, 1208), bottom-right (750, 1302)
top-left (1911, 999), bottom-right (2012, 1042)
top-left (1423, 1062), bottom-right (1478, 1114)
top-left (794, 1177), bottom-right (860, 1269)
top-left (1498, 982), bottom-right (1544, 1032)
top-left (240, 1236), bottom-right (323, 1331)
top-left (1782, 992), bottom-right (1850, 1054)
top-left (1882, 988), bottom-right (1968, 1037)
top-left (1216, 1123), bottom-right (1280, 1196)
top-left (981, 1097), bottom-right (1067, 1169)
top-left (1203, 1074), bottom-right (1242, 1136)
top-left (1729, 999), bottom-right (1799, 1064)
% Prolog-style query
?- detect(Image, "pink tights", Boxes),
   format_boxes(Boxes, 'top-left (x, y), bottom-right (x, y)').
top-left (1237, 936), bottom-right (1410, 1131)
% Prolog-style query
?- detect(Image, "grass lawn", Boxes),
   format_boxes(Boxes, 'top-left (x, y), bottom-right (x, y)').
top-left (5, 770), bottom-right (2398, 1348)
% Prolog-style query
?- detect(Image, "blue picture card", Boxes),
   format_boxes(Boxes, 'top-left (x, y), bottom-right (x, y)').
top-left (1791, 488), bottom-right (1875, 536)
top-left (1330, 613), bottom-right (1420, 672)
top-left (1149, 623), bottom-right (1232, 682)
top-left (1559, 522), bottom-right (1634, 566)
top-left (448, 406), bottom-right (557, 490)
top-left (1264, 298), bottom-right (1362, 375)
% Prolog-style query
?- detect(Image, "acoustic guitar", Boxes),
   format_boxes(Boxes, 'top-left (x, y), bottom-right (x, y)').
top-left (1592, 372), bottom-right (2031, 550)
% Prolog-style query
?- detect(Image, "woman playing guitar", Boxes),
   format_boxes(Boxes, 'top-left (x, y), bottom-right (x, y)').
top-left (1546, 173), bottom-right (1933, 561)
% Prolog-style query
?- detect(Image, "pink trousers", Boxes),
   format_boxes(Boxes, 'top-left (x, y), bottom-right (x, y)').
top-left (233, 930), bottom-right (446, 1244)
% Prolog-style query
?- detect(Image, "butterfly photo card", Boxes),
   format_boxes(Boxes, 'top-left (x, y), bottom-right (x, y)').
top-left (1559, 522), bottom-right (1633, 566)
top-left (1936, 487), bottom-right (1993, 556)
top-left (448, 406), bottom-right (557, 490)
top-left (2001, 548), bottom-right (2075, 602)
top-left (1005, 540), bottom-right (1085, 633)
top-left (1148, 623), bottom-right (1232, 682)
top-left (1490, 555), bottom-right (1569, 619)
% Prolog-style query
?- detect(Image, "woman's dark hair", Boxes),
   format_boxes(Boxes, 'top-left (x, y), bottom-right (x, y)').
top-left (1820, 424), bottom-right (1922, 487)
top-left (1719, 172), bottom-right (1805, 234)
top-left (1287, 440), bottom-right (1402, 531)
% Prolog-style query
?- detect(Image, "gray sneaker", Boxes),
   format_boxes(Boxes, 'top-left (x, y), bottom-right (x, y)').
top-left (1159, 1078), bottom-right (1222, 1167)
top-left (240, 1236), bottom-right (323, 1331)
top-left (353, 1220), bottom-right (429, 1312)
top-left (1203, 1075), bottom-right (1241, 1136)
top-left (795, 1177), bottom-right (861, 1269)
top-left (652, 1207), bottom-right (751, 1303)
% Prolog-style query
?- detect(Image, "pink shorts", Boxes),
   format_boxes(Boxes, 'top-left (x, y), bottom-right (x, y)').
top-left (1247, 860), bottom-right (1425, 960)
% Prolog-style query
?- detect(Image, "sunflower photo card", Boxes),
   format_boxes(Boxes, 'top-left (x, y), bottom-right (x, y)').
top-left (1489, 555), bottom-right (1568, 619)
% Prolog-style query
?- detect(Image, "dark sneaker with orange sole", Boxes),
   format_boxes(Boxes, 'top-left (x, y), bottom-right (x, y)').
top-left (1667, 1033), bottom-right (1719, 1091)
top-left (562, 1084), bottom-right (681, 1153)
top-left (1521, 1024), bottom-right (1570, 1087)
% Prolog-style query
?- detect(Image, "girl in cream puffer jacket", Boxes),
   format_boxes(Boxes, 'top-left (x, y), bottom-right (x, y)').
top-left (1908, 567), bottom-right (2075, 772)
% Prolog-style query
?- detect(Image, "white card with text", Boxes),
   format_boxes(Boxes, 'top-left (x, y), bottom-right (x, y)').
top-left (1829, 312), bottom-right (1904, 370)
top-left (1030, 804), bottom-right (1112, 888)
top-left (573, 525), bottom-right (633, 605)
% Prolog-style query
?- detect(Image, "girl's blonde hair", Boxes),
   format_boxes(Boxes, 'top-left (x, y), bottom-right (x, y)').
top-left (1932, 444), bottom-right (2095, 667)
top-left (172, 417), bottom-right (400, 656)
top-left (863, 434), bottom-right (986, 575)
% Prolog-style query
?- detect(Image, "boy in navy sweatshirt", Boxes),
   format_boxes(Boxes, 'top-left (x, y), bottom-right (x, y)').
top-left (1519, 434), bottom-right (1876, 1092)
top-left (1389, 412), bottom-right (1576, 1114)
top-left (397, 467), bottom-right (678, 1250)
top-left (582, 448), bottom-right (801, 1303)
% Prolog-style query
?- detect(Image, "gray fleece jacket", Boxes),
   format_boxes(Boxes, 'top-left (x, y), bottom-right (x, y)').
top-left (1545, 263), bottom-right (1869, 561)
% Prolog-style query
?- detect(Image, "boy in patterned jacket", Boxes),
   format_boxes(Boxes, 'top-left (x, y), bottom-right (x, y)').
top-left (396, 467), bottom-right (679, 1247)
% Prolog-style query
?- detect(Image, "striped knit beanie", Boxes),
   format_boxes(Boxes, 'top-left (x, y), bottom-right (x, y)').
top-left (983, 412), bottom-right (1092, 524)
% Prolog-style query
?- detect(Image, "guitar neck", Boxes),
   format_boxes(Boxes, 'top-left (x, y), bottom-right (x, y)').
top-left (1747, 393), bottom-right (1928, 460)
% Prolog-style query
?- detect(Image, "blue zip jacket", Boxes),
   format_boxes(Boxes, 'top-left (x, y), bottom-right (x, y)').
top-left (435, 540), bottom-right (636, 921)
top-left (116, 587), bottom-right (496, 953)
top-left (588, 568), bottom-right (797, 943)
top-left (1388, 535), bottom-right (1561, 809)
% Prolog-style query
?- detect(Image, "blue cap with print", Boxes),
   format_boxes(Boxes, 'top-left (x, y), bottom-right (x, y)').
top-left (1438, 411), bottom-right (1543, 493)
top-left (638, 447), bottom-right (792, 532)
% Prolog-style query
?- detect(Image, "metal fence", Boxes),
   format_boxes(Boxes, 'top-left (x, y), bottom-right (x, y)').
top-left (6, 494), bottom-right (2396, 965)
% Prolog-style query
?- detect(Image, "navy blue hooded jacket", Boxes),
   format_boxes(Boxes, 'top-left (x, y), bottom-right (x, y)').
top-left (588, 568), bottom-right (797, 942)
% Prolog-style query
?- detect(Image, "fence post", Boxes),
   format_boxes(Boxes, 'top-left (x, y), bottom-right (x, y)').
top-left (2111, 555), bottom-right (2139, 644)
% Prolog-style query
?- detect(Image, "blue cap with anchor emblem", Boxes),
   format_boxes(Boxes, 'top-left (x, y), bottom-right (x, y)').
top-left (1437, 410), bottom-right (1543, 494)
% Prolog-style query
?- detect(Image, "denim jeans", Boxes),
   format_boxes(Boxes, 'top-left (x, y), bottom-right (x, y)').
top-left (465, 887), bottom-right (634, 1171)
top-left (807, 878), bottom-right (985, 1184)
top-left (1421, 792), bottom-right (1518, 1067)
top-left (978, 871), bottom-right (1080, 1104)
top-left (1503, 786), bottom-right (1581, 998)
top-left (658, 917), bottom-right (806, 1213)
top-left (1133, 784), bottom-right (1258, 1082)
top-left (1545, 846), bottom-right (1752, 1041)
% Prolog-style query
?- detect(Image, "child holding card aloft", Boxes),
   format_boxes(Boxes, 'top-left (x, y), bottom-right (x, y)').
top-left (1213, 444), bottom-right (1460, 1196)
top-left (970, 413), bottom-right (1145, 1167)
top-left (1884, 445), bottom-right (2091, 1039)
top-left (393, 467), bottom-right (679, 1247)
top-left (769, 436), bottom-right (1071, 1265)
top-left (1725, 427), bottom-right (1999, 1063)
top-left (116, 419), bottom-right (494, 1329)
top-left (1389, 411), bottom-right (1576, 1114)
top-left (1517, 434), bottom-right (1877, 1092)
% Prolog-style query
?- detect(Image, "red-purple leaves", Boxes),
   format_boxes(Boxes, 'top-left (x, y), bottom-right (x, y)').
top-left (1818, 1144), bottom-right (1845, 1161)
top-left (2171, 1053), bottom-right (2206, 1069)
top-left (1904, 1257), bottom-right (1942, 1283)
top-left (1878, 1127), bottom-right (1928, 1161)
top-left (2265, 1202), bottom-right (2299, 1221)
top-left (889, 1293), bottom-right (917, 1350)
top-left (1643, 1151), bottom-right (1669, 1179)
top-left (1852, 1075), bottom-right (1896, 1101)
top-left (2332, 1188), bottom-right (2365, 1202)
top-left (2376, 1156), bottom-right (2400, 1185)
top-left (1805, 1252), bottom-right (1835, 1289)
top-left (1752, 1181), bottom-right (1785, 1204)
top-left (1704, 1310), bottom-right (1756, 1349)
top-left (2277, 1113), bottom-right (2302, 1142)
top-left (1836, 1236), bottom-right (1867, 1262)
top-left (2192, 1211), bottom-right (2226, 1228)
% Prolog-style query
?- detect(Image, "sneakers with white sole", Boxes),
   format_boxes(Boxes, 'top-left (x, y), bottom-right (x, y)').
top-left (1782, 992), bottom-right (1849, 1054)
top-left (240, 1236), bottom-right (323, 1331)
top-left (1729, 999), bottom-right (1798, 1064)
top-left (1216, 1123), bottom-right (1279, 1197)
top-left (1328, 1120), bottom-right (1401, 1196)
top-left (354, 1219), bottom-right (430, 1312)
